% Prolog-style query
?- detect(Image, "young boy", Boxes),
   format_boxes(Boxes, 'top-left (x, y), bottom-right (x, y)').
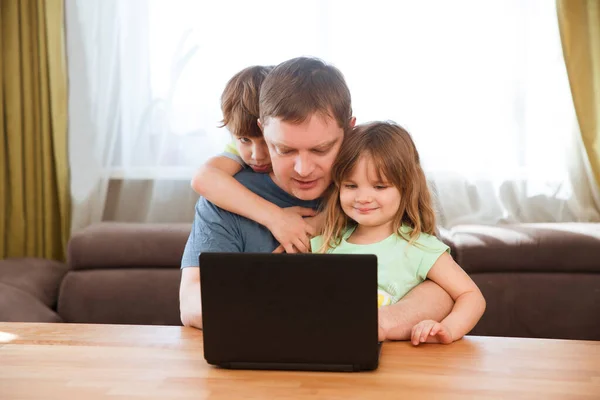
top-left (190, 65), bottom-right (318, 253)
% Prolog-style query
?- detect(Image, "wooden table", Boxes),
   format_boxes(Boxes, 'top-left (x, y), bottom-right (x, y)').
top-left (1, 323), bottom-right (599, 399)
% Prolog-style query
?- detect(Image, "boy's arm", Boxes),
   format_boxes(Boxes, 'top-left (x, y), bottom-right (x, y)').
top-left (191, 156), bottom-right (316, 253)
top-left (192, 155), bottom-right (244, 178)
top-left (378, 280), bottom-right (454, 341)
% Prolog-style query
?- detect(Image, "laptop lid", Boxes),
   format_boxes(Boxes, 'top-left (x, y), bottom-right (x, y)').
top-left (199, 252), bottom-right (379, 372)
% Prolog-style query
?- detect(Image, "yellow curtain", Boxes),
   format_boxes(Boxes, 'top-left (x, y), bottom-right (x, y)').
top-left (0, 0), bottom-right (70, 260)
top-left (557, 0), bottom-right (600, 189)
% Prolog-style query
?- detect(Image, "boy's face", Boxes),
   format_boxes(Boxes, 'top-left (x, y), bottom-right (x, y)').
top-left (261, 113), bottom-right (347, 201)
top-left (235, 136), bottom-right (272, 173)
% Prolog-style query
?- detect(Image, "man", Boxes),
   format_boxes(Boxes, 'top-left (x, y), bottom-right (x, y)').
top-left (179, 57), bottom-right (453, 340)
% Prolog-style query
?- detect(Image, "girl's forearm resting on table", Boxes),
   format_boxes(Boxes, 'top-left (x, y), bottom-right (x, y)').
top-left (379, 280), bottom-right (454, 340)
top-left (440, 290), bottom-right (486, 341)
top-left (420, 252), bottom-right (487, 342)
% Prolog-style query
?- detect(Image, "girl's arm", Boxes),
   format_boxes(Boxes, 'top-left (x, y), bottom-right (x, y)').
top-left (191, 156), bottom-right (316, 253)
top-left (410, 252), bottom-right (486, 345)
top-left (377, 280), bottom-right (454, 341)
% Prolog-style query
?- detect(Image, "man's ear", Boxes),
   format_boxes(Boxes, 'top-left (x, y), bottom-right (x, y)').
top-left (257, 118), bottom-right (263, 131)
top-left (349, 116), bottom-right (357, 128)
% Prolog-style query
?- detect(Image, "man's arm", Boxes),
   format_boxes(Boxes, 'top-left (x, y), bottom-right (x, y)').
top-left (378, 280), bottom-right (454, 341)
top-left (179, 199), bottom-right (242, 329)
top-left (180, 267), bottom-right (202, 328)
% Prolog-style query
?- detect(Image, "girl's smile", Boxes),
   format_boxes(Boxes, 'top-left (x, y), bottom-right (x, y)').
top-left (340, 155), bottom-right (401, 236)
top-left (354, 206), bottom-right (379, 213)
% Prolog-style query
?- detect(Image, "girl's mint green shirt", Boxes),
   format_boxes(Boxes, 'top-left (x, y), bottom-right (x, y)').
top-left (310, 225), bottom-right (450, 305)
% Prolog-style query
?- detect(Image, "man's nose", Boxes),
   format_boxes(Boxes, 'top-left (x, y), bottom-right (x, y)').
top-left (293, 153), bottom-right (315, 177)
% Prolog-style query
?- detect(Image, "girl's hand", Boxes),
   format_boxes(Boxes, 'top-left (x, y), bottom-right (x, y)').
top-left (267, 207), bottom-right (317, 253)
top-left (411, 320), bottom-right (453, 346)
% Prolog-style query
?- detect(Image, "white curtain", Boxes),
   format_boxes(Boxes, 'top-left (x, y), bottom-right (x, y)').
top-left (66, 0), bottom-right (600, 233)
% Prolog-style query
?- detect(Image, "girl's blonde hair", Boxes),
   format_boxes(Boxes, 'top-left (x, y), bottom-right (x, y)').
top-left (317, 121), bottom-right (437, 253)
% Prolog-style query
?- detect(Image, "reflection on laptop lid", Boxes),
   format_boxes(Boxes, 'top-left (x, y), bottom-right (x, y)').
top-left (199, 253), bottom-right (381, 372)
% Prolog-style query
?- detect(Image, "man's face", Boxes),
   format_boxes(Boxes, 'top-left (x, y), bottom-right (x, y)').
top-left (261, 114), bottom-right (344, 200)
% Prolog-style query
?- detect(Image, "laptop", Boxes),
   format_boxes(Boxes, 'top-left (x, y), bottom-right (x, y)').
top-left (199, 252), bottom-right (381, 372)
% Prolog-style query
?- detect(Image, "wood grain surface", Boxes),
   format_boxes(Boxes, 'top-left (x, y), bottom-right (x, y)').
top-left (1, 322), bottom-right (599, 399)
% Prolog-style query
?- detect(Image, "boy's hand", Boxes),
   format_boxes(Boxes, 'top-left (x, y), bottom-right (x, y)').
top-left (268, 207), bottom-right (317, 253)
top-left (304, 212), bottom-right (326, 233)
top-left (411, 320), bottom-right (453, 346)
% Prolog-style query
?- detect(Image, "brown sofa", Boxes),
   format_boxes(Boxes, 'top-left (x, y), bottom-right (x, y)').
top-left (2, 222), bottom-right (599, 341)
top-left (0, 258), bottom-right (68, 322)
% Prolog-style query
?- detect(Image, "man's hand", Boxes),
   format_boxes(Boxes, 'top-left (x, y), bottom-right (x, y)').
top-left (267, 207), bottom-right (316, 253)
top-left (378, 309), bottom-right (391, 342)
top-left (179, 267), bottom-right (203, 329)
top-left (411, 320), bottom-right (453, 345)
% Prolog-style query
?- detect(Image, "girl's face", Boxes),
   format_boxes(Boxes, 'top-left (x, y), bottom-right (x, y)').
top-left (236, 136), bottom-right (272, 173)
top-left (339, 155), bottom-right (401, 231)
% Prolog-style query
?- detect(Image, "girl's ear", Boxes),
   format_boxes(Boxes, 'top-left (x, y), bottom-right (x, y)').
top-left (349, 117), bottom-right (357, 128)
top-left (257, 119), bottom-right (263, 131)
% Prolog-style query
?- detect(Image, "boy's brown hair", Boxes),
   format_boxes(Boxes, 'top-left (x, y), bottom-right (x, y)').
top-left (317, 121), bottom-right (437, 253)
top-left (259, 57), bottom-right (352, 130)
top-left (220, 65), bottom-right (273, 138)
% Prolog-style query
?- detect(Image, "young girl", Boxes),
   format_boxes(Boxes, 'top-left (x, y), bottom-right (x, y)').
top-left (311, 121), bottom-right (486, 345)
top-left (191, 65), bottom-right (318, 253)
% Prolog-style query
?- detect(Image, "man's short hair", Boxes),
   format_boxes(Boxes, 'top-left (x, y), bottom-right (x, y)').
top-left (220, 65), bottom-right (273, 138)
top-left (259, 57), bottom-right (352, 130)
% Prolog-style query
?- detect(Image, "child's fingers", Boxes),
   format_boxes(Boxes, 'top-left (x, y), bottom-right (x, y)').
top-left (283, 243), bottom-right (297, 254)
top-left (272, 245), bottom-right (284, 253)
top-left (420, 324), bottom-right (433, 343)
top-left (410, 325), bottom-right (418, 345)
top-left (302, 235), bottom-right (312, 249)
top-left (411, 324), bottom-right (418, 343)
top-left (293, 238), bottom-right (309, 253)
top-left (412, 323), bottom-right (425, 346)
top-left (305, 224), bottom-right (317, 237)
top-left (290, 206), bottom-right (317, 217)
top-left (430, 323), bottom-right (441, 336)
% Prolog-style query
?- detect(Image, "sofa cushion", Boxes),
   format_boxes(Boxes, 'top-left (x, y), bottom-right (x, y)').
top-left (0, 257), bottom-right (68, 308)
top-left (57, 269), bottom-right (181, 325)
top-left (68, 222), bottom-right (191, 270)
top-left (471, 272), bottom-right (600, 341)
top-left (444, 223), bottom-right (600, 274)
